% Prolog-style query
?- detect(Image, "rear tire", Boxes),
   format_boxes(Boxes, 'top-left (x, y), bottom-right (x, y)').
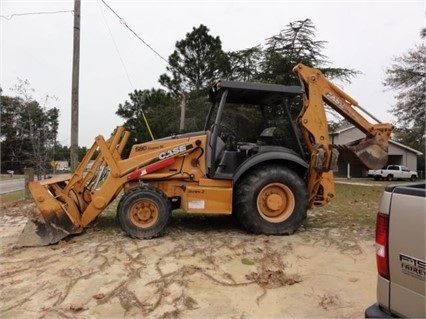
top-left (117, 185), bottom-right (171, 239)
top-left (410, 175), bottom-right (417, 181)
top-left (386, 174), bottom-right (394, 181)
top-left (234, 165), bottom-right (308, 235)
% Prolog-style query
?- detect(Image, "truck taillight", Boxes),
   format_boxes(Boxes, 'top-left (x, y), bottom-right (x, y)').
top-left (375, 212), bottom-right (389, 279)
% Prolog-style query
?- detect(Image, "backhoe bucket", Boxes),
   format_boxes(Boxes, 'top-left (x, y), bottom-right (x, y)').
top-left (16, 179), bottom-right (82, 247)
top-left (336, 134), bottom-right (389, 170)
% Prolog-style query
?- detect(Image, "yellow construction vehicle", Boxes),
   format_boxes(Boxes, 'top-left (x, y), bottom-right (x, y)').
top-left (17, 64), bottom-right (393, 246)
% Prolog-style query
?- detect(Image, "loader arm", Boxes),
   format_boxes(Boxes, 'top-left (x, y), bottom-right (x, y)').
top-left (17, 127), bottom-right (200, 246)
top-left (292, 63), bottom-right (393, 208)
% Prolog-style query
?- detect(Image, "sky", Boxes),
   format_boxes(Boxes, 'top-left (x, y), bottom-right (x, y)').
top-left (1, 0), bottom-right (425, 147)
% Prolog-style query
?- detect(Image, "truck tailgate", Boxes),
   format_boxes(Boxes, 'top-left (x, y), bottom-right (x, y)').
top-left (388, 185), bottom-right (425, 318)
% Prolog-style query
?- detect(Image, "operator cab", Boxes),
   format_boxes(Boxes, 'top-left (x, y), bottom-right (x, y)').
top-left (205, 80), bottom-right (305, 178)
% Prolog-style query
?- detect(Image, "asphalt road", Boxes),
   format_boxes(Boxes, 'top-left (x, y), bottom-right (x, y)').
top-left (0, 178), bottom-right (24, 194)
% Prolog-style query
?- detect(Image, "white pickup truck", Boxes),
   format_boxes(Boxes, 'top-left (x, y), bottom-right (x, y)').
top-left (365, 182), bottom-right (425, 318)
top-left (368, 165), bottom-right (418, 181)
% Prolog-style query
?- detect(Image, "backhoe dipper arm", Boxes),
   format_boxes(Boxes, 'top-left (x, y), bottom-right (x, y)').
top-left (292, 63), bottom-right (393, 208)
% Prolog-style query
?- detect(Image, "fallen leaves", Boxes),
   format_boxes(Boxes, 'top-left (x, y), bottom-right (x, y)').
top-left (69, 293), bottom-right (106, 312)
top-left (245, 270), bottom-right (302, 289)
top-left (92, 293), bottom-right (106, 300)
top-left (318, 293), bottom-right (340, 310)
top-left (183, 265), bottom-right (200, 275)
top-left (70, 303), bottom-right (84, 312)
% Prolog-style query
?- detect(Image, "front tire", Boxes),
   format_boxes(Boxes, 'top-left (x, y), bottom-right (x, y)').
top-left (117, 185), bottom-right (171, 239)
top-left (234, 165), bottom-right (308, 235)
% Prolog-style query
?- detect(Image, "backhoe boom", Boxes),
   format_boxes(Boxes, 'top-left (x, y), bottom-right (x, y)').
top-left (293, 64), bottom-right (393, 207)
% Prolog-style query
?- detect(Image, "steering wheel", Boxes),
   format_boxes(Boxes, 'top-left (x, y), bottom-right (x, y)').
top-left (218, 123), bottom-right (238, 140)
top-left (211, 123), bottom-right (238, 149)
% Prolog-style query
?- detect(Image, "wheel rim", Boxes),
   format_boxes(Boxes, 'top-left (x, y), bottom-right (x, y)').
top-left (129, 198), bottom-right (159, 228)
top-left (257, 183), bottom-right (295, 223)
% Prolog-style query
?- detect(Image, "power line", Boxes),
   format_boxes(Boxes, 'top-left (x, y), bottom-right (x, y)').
top-left (1, 10), bottom-right (74, 20)
top-left (100, 0), bottom-right (169, 65)
top-left (97, 1), bottom-right (135, 89)
top-left (2, 3), bottom-right (171, 69)
top-left (99, 0), bottom-right (165, 141)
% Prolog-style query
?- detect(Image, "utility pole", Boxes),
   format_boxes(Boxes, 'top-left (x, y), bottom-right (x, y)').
top-left (70, 0), bottom-right (81, 171)
top-left (179, 92), bottom-right (187, 133)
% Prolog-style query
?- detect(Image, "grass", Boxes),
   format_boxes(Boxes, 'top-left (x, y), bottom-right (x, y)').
top-left (304, 182), bottom-right (386, 251)
top-left (0, 174), bottom-right (23, 181)
top-left (0, 190), bottom-right (25, 204)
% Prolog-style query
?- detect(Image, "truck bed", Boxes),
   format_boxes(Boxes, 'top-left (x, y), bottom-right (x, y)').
top-left (365, 182), bottom-right (425, 318)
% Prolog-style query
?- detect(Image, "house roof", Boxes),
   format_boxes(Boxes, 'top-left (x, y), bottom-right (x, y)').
top-left (332, 125), bottom-right (356, 135)
top-left (389, 139), bottom-right (423, 155)
top-left (331, 125), bottom-right (423, 155)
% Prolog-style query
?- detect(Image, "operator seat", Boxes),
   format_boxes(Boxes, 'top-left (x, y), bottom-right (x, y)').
top-left (257, 127), bottom-right (277, 145)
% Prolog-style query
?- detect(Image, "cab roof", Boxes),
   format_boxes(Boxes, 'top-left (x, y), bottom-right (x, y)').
top-left (208, 80), bottom-right (303, 106)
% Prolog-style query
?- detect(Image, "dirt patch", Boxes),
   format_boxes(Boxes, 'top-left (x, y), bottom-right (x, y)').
top-left (0, 196), bottom-right (377, 319)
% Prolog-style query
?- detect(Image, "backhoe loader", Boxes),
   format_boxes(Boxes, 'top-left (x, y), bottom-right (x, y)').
top-left (17, 64), bottom-right (393, 247)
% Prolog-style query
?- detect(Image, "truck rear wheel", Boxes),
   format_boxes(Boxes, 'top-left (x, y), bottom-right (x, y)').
top-left (117, 185), bottom-right (171, 239)
top-left (234, 165), bottom-right (308, 235)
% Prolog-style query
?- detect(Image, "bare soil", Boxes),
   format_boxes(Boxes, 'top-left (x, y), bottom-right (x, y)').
top-left (0, 186), bottom-right (378, 319)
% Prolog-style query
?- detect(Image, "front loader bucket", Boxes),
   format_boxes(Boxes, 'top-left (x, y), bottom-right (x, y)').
top-left (16, 127), bottom-right (131, 247)
top-left (16, 180), bottom-right (82, 247)
top-left (336, 134), bottom-right (389, 170)
top-left (17, 214), bottom-right (74, 247)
